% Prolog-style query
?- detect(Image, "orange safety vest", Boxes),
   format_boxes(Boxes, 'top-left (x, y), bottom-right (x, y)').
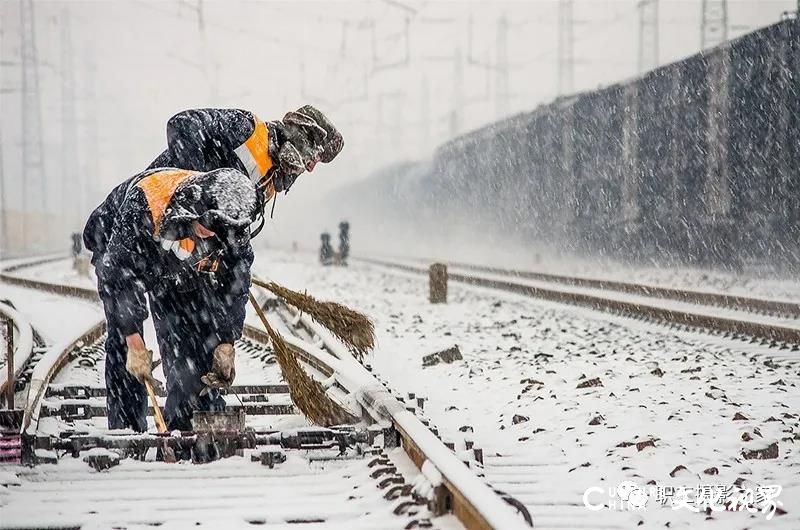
top-left (136, 169), bottom-right (199, 260)
top-left (234, 114), bottom-right (275, 201)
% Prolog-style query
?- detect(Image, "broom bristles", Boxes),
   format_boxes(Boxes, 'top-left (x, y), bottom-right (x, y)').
top-left (248, 292), bottom-right (357, 426)
top-left (251, 277), bottom-right (375, 360)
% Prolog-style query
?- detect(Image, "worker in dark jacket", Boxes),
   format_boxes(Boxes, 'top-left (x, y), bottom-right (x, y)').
top-left (84, 167), bottom-right (257, 432)
top-left (147, 105), bottom-right (344, 230)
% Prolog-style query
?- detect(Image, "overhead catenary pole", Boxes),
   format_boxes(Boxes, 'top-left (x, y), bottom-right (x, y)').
top-left (420, 75), bottom-right (430, 154)
top-left (495, 13), bottom-right (509, 118)
top-left (557, 0), bottom-right (574, 95)
top-left (196, 0), bottom-right (219, 102)
top-left (701, 0), bottom-right (728, 50)
top-left (61, 8), bottom-right (79, 231)
top-left (0, 117), bottom-right (6, 256)
top-left (79, 49), bottom-right (97, 228)
top-left (637, 0), bottom-right (659, 74)
top-left (450, 47), bottom-right (463, 136)
top-left (20, 0), bottom-right (46, 250)
top-left (701, 0), bottom-right (731, 223)
top-left (0, 20), bottom-right (6, 255)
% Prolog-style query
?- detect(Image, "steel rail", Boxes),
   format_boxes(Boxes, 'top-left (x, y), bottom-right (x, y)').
top-left (359, 257), bottom-right (800, 346)
top-left (2, 258), bottom-right (531, 530)
top-left (437, 258), bottom-right (800, 317)
top-left (0, 302), bottom-right (34, 406)
top-left (254, 282), bottom-right (532, 530)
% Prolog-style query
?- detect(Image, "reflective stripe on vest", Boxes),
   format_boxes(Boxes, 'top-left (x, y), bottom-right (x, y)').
top-left (234, 115), bottom-right (274, 183)
top-left (136, 169), bottom-right (198, 260)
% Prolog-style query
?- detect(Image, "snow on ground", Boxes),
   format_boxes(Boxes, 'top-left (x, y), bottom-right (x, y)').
top-left (7, 256), bottom-right (96, 290)
top-left (0, 446), bottom-right (447, 530)
top-left (6, 253), bottom-right (798, 528)
top-left (0, 282), bottom-right (102, 346)
top-left (259, 250), bottom-right (800, 530)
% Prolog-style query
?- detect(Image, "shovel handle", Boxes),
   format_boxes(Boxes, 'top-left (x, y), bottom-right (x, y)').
top-left (144, 378), bottom-right (168, 434)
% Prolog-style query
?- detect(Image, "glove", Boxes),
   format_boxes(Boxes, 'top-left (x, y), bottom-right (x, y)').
top-left (126, 347), bottom-right (154, 383)
top-left (201, 343), bottom-right (236, 389)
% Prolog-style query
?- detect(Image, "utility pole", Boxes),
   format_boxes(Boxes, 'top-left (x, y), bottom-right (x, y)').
top-left (196, 0), bottom-right (218, 101)
top-left (557, 0), bottom-right (574, 96)
top-left (703, 0), bottom-right (731, 223)
top-left (0, 116), bottom-right (6, 256)
top-left (420, 75), bottom-right (430, 154)
top-left (375, 92), bottom-right (404, 163)
top-left (495, 14), bottom-right (509, 119)
top-left (61, 9), bottom-right (79, 231)
top-left (450, 48), bottom-right (463, 137)
top-left (80, 52), bottom-right (98, 226)
top-left (179, 0), bottom-right (218, 101)
top-left (637, 0), bottom-right (659, 74)
top-left (0, 20), bottom-right (7, 255)
top-left (20, 0), bottom-right (46, 249)
top-left (701, 0), bottom-right (728, 50)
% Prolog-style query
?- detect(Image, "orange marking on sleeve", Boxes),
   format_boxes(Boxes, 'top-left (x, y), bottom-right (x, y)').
top-left (179, 238), bottom-right (195, 254)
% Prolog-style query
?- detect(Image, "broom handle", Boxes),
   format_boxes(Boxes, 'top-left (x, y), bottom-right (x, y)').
top-left (144, 378), bottom-right (177, 463)
top-left (248, 290), bottom-right (275, 335)
top-left (144, 379), bottom-right (168, 434)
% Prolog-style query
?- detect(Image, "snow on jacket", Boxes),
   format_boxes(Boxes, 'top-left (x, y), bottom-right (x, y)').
top-left (147, 108), bottom-right (276, 188)
top-left (84, 168), bottom-right (253, 342)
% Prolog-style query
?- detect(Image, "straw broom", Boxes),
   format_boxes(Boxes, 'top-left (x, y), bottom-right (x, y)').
top-left (251, 277), bottom-right (375, 360)
top-left (248, 291), bottom-right (357, 426)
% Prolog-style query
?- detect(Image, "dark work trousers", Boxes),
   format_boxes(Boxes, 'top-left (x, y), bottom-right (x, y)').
top-left (104, 288), bottom-right (226, 432)
top-left (104, 302), bottom-right (148, 432)
top-left (150, 289), bottom-right (226, 431)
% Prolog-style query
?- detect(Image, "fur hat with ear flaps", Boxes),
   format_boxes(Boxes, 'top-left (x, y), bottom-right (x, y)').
top-left (160, 168), bottom-right (257, 249)
top-left (283, 105), bottom-right (344, 164)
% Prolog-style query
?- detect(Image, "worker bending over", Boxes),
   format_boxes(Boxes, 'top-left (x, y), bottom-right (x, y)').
top-left (83, 167), bottom-right (256, 432)
top-left (148, 104), bottom-right (343, 234)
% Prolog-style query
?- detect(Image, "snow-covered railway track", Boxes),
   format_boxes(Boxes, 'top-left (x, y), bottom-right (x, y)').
top-left (426, 259), bottom-right (800, 318)
top-left (359, 257), bottom-right (800, 349)
top-left (0, 258), bottom-right (530, 530)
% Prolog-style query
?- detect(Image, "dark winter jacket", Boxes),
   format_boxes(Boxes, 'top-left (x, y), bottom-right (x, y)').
top-left (147, 108), bottom-right (277, 186)
top-left (84, 168), bottom-right (254, 342)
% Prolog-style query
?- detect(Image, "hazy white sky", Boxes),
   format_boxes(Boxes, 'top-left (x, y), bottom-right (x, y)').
top-left (1, 0), bottom-right (795, 239)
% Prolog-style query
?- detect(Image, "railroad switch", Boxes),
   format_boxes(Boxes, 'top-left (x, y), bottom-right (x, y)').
top-left (382, 425), bottom-right (401, 448)
top-left (30, 426), bottom-right (376, 466)
top-left (404, 519), bottom-right (434, 529)
top-left (83, 449), bottom-right (120, 471)
top-left (250, 447), bottom-right (286, 468)
top-left (0, 431), bottom-right (23, 464)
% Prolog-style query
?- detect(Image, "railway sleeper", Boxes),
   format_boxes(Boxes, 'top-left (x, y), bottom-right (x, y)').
top-left (26, 425), bottom-right (380, 464)
top-left (40, 402), bottom-right (298, 420)
top-left (45, 383), bottom-right (291, 398)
